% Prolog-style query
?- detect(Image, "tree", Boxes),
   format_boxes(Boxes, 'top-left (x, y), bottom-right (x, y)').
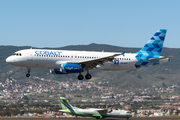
top-left (22, 96), bottom-right (29, 101)
top-left (162, 82), bottom-right (167, 88)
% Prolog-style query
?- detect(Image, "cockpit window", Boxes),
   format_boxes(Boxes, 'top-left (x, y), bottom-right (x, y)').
top-left (13, 53), bottom-right (22, 56)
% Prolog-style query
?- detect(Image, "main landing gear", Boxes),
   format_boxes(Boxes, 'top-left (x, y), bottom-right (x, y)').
top-left (77, 67), bottom-right (92, 80)
top-left (85, 74), bottom-right (91, 79)
top-left (26, 68), bottom-right (31, 78)
top-left (78, 74), bottom-right (84, 80)
top-left (77, 74), bottom-right (92, 80)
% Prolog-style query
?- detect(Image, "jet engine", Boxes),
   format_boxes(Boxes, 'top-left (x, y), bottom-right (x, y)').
top-left (50, 63), bottom-right (81, 74)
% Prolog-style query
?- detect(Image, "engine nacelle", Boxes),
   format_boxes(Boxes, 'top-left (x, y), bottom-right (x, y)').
top-left (50, 63), bottom-right (81, 74)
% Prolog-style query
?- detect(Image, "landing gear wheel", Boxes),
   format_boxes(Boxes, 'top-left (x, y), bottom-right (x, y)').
top-left (85, 74), bottom-right (92, 80)
top-left (26, 74), bottom-right (30, 78)
top-left (26, 68), bottom-right (31, 78)
top-left (78, 74), bottom-right (84, 80)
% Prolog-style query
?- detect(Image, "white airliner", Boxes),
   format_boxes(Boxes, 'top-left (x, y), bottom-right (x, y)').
top-left (6, 29), bottom-right (172, 80)
top-left (59, 97), bottom-right (132, 119)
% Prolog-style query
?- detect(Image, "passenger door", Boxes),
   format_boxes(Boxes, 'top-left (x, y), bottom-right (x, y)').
top-left (27, 49), bottom-right (33, 61)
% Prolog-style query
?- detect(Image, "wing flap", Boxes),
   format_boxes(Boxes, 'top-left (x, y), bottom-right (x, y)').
top-left (72, 53), bottom-right (121, 68)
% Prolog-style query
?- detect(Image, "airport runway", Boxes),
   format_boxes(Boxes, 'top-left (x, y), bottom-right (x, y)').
top-left (0, 117), bottom-right (180, 120)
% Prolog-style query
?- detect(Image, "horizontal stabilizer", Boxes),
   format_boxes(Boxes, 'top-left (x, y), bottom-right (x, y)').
top-left (59, 110), bottom-right (69, 113)
top-left (148, 56), bottom-right (173, 62)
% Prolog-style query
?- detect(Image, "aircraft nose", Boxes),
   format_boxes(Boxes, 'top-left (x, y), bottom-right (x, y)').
top-left (6, 56), bottom-right (14, 64)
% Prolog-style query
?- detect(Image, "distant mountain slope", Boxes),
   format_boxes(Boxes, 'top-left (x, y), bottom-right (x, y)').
top-left (0, 44), bottom-right (179, 88)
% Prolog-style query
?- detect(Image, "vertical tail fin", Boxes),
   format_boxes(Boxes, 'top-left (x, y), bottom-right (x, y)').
top-left (59, 97), bottom-right (75, 113)
top-left (137, 29), bottom-right (167, 57)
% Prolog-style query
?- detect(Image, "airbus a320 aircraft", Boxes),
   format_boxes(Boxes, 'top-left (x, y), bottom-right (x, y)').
top-left (59, 97), bottom-right (132, 119)
top-left (6, 29), bottom-right (172, 80)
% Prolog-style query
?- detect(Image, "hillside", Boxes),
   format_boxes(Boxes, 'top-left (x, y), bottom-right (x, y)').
top-left (0, 44), bottom-right (180, 88)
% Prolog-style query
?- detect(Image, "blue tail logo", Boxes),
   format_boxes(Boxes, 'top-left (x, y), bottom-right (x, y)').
top-left (137, 29), bottom-right (166, 56)
top-left (135, 29), bottom-right (167, 68)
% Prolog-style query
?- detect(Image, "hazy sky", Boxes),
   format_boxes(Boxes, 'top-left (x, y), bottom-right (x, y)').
top-left (0, 0), bottom-right (180, 48)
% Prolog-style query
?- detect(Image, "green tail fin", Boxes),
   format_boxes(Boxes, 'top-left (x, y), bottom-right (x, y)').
top-left (59, 97), bottom-right (75, 113)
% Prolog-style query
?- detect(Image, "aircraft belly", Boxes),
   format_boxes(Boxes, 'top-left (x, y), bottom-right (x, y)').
top-left (76, 109), bottom-right (98, 116)
top-left (19, 61), bottom-right (36, 67)
top-left (36, 60), bottom-right (55, 68)
top-left (106, 113), bottom-right (129, 118)
top-left (94, 61), bottom-right (136, 71)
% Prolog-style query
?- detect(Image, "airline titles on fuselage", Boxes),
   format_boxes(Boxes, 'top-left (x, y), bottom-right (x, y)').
top-left (35, 51), bottom-right (61, 56)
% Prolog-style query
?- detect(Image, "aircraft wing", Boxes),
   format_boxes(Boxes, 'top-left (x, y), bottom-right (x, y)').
top-left (71, 53), bottom-right (121, 69)
top-left (148, 56), bottom-right (173, 62)
top-left (96, 109), bottom-right (108, 113)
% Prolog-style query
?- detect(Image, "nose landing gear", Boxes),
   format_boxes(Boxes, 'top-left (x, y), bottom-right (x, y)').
top-left (26, 68), bottom-right (31, 78)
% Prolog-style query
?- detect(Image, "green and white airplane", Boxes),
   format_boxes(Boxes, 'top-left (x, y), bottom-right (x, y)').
top-left (59, 97), bottom-right (132, 119)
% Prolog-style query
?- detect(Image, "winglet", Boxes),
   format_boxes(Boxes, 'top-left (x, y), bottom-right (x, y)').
top-left (122, 52), bottom-right (126, 56)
